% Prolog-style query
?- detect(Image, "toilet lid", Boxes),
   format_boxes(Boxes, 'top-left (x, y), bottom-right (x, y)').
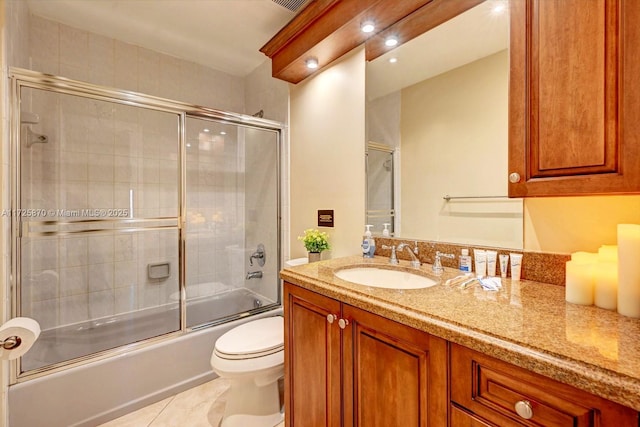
top-left (215, 316), bottom-right (283, 359)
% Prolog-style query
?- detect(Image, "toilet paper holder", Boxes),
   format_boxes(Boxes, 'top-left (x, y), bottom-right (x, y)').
top-left (0, 336), bottom-right (21, 350)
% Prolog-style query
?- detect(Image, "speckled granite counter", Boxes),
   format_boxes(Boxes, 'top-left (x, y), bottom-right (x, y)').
top-left (280, 256), bottom-right (640, 411)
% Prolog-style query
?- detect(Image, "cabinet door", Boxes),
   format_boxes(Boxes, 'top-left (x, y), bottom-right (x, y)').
top-left (284, 283), bottom-right (342, 427)
top-left (342, 304), bottom-right (448, 427)
top-left (508, 0), bottom-right (640, 196)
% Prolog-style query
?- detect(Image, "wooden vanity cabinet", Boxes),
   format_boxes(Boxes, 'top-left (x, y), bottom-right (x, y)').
top-left (450, 343), bottom-right (638, 426)
top-left (508, 0), bottom-right (640, 197)
top-left (284, 282), bottom-right (448, 427)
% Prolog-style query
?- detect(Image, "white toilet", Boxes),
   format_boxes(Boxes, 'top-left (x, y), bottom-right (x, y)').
top-left (210, 316), bottom-right (284, 427)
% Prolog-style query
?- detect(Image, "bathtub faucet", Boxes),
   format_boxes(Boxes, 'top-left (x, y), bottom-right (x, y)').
top-left (246, 271), bottom-right (263, 280)
top-left (249, 244), bottom-right (266, 267)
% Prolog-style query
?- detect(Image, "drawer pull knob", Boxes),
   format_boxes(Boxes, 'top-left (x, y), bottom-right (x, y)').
top-left (327, 314), bottom-right (337, 324)
top-left (509, 172), bottom-right (521, 183)
top-left (338, 318), bottom-right (349, 329)
top-left (515, 400), bottom-right (533, 419)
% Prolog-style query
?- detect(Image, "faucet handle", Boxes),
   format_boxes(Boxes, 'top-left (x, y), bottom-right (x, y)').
top-left (381, 245), bottom-right (398, 265)
top-left (432, 251), bottom-right (455, 275)
top-left (436, 251), bottom-right (455, 259)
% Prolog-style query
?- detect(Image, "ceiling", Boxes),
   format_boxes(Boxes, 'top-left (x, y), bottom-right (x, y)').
top-left (367, 0), bottom-right (509, 100)
top-left (25, 0), bottom-right (301, 77)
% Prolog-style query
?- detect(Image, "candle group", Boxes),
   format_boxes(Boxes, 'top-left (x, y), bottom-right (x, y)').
top-left (565, 224), bottom-right (640, 319)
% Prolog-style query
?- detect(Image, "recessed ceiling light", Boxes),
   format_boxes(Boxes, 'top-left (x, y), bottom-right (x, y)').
top-left (361, 20), bottom-right (375, 33)
top-left (385, 36), bottom-right (399, 47)
top-left (220, 131), bottom-right (227, 135)
top-left (305, 58), bottom-right (319, 69)
top-left (492, 1), bottom-right (507, 14)
top-left (389, 57), bottom-right (398, 64)
top-left (203, 128), bottom-right (210, 133)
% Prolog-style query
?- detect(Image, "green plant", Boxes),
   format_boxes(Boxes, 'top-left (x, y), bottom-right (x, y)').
top-left (298, 228), bottom-right (330, 253)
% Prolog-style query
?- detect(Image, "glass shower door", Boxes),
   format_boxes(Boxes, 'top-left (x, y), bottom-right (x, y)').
top-left (17, 86), bottom-right (181, 374)
top-left (184, 116), bottom-right (280, 328)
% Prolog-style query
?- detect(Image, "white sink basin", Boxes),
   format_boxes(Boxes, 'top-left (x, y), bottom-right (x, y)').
top-left (334, 267), bottom-right (437, 289)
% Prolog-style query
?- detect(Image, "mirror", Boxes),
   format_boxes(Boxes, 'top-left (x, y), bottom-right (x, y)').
top-left (365, 0), bottom-right (523, 249)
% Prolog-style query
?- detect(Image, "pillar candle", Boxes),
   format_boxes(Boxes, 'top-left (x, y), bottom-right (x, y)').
top-left (594, 262), bottom-right (617, 310)
top-left (565, 257), bottom-right (595, 305)
top-left (617, 224), bottom-right (640, 318)
top-left (598, 245), bottom-right (618, 263)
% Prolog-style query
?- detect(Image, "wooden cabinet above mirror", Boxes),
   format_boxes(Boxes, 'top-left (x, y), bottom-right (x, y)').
top-left (260, 0), bottom-right (480, 83)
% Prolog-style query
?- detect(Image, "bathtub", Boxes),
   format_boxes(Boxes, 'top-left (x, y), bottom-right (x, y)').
top-left (8, 288), bottom-right (281, 427)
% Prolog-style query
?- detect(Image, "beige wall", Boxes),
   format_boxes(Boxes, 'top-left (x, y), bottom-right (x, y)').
top-left (400, 50), bottom-right (522, 248)
top-left (524, 196), bottom-right (640, 253)
top-left (289, 48), bottom-right (366, 259)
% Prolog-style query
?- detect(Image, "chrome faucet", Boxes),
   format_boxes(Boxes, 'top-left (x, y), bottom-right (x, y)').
top-left (397, 243), bottom-right (421, 268)
top-left (432, 251), bottom-right (455, 275)
top-left (246, 271), bottom-right (263, 280)
top-left (381, 245), bottom-right (398, 265)
top-left (249, 243), bottom-right (266, 267)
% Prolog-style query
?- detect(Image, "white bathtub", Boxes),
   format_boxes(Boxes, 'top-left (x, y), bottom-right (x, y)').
top-left (8, 292), bottom-right (282, 427)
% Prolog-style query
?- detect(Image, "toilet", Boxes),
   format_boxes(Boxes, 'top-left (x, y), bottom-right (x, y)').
top-left (210, 316), bottom-right (284, 427)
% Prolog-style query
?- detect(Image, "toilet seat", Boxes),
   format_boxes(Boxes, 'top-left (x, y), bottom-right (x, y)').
top-left (214, 316), bottom-right (283, 360)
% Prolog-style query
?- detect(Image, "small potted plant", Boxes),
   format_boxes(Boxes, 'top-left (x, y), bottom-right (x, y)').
top-left (298, 228), bottom-right (330, 263)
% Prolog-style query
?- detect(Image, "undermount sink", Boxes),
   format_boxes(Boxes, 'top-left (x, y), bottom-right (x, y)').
top-left (334, 267), bottom-right (437, 289)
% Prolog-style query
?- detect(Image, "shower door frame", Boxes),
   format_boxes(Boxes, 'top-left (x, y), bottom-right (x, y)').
top-left (8, 68), bottom-right (283, 383)
top-left (365, 141), bottom-right (396, 235)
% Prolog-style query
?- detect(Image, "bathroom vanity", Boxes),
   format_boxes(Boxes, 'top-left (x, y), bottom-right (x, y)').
top-left (280, 257), bottom-right (640, 426)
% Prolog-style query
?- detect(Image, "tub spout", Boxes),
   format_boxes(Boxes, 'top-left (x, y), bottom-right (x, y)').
top-left (246, 271), bottom-right (263, 280)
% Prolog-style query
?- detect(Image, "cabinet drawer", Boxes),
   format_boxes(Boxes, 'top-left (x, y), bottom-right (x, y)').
top-left (450, 344), bottom-right (637, 427)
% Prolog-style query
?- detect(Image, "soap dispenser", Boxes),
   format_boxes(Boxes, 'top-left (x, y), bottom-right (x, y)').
top-left (382, 223), bottom-right (391, 237)
top-left (362, 225), bottom-right (375, 258)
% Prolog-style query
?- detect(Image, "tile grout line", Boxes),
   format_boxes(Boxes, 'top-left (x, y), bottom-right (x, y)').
top-left (147, 395), bottom-right (176, 427)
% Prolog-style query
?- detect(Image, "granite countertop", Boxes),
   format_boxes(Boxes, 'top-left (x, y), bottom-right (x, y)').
top-left (280, 255), bottom-right (640, 411)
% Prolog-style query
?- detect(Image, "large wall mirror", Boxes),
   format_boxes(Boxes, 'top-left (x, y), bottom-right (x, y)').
top-left (365, 0), bottom-right (523, 249)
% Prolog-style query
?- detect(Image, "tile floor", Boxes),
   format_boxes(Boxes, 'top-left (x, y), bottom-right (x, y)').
top-left (98, 378), bottom-right (285, 427)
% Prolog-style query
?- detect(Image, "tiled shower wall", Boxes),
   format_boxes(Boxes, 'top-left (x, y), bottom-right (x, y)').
top-left (184, 119), bottom-right (246, 299)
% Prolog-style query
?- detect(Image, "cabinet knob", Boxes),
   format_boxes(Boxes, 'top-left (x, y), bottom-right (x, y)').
top-left (509, 172), bottom-right (521, 183)
top-left (327, 314), bottom-right (337, 324)
top-left (514, 400), bottom-right (533, 419)
top-left (338, 318), bottom-right (349, 329)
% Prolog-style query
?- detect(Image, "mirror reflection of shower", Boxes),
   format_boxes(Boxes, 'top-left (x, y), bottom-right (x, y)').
top-left (366, 141), bottom-right (395, 236)
top-left (21, 111), bottom-right (49, 147)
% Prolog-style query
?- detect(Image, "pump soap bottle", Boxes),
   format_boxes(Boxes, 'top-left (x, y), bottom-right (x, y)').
top-left (382, 223), bottom-right (391, 237)
top-left (362, 225), bottom-right (375, 258)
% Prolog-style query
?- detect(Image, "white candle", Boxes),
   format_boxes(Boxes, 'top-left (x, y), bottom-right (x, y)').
top-left (617, 224), bottom-right (640, 318)
top-left (565, 257), bottom-right (595, 305)
top-left (598, 245), bottom-right (618, 263)
top-left (594, 262), bottom-right (617, 310)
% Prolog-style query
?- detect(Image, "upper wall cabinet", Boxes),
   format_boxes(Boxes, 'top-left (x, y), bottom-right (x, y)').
top-left (508, 0), bottom-right (640, 197)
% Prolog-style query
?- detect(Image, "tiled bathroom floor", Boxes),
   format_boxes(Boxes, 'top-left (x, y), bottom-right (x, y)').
top-left (98, 378), bottom-right (285, 427)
